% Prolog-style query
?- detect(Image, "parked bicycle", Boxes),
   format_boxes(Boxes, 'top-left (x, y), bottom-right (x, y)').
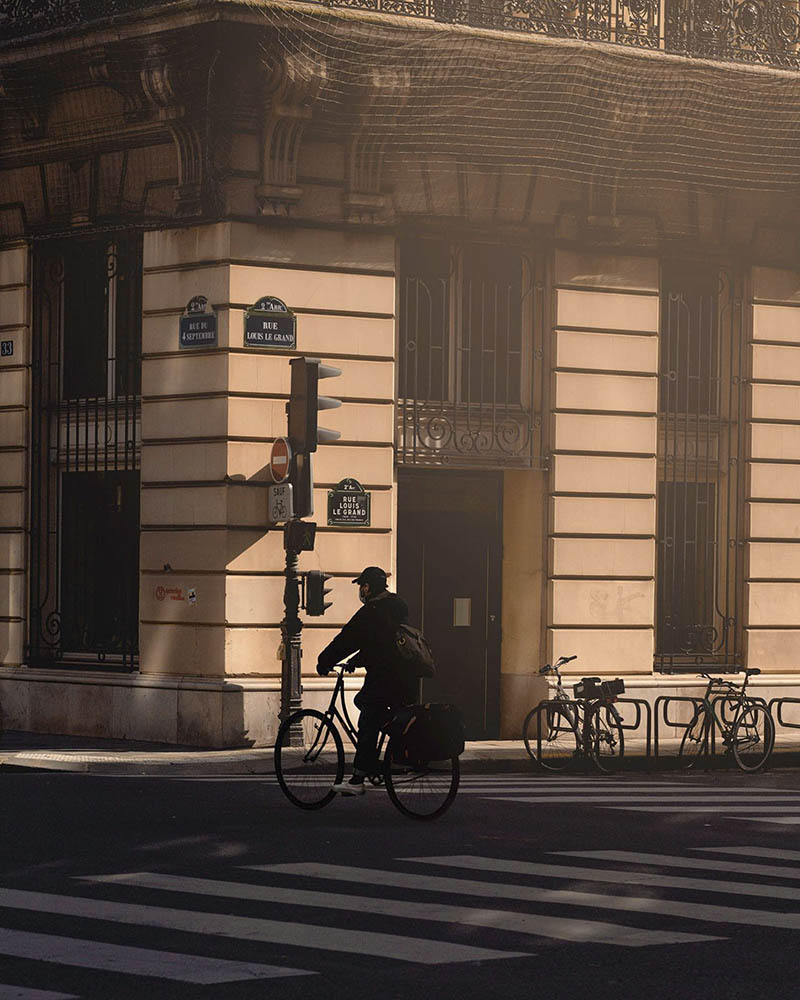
top-left (679, 668), bottom-right (775, 772)
top-left (274, 658), bottom-right (460, 820)
top-left (522, 655), bottom-right (625, 774)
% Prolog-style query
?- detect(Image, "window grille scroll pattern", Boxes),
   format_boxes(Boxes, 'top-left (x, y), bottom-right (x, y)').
top-left (397, 240), bottom-right (546, 469)
top-left (656, 265), bottom-right (746, 672)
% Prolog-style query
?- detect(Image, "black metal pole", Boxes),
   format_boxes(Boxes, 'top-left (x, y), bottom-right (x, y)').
top-left (281, 523), bottom-right (303, 743)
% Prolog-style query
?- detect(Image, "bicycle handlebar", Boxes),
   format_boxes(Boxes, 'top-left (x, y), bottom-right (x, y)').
top-left (540, 654), bottom-right (577, 675)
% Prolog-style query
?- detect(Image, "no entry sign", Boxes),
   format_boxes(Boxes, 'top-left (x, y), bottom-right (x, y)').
top-left (270, 437), bottom-right (292, 484)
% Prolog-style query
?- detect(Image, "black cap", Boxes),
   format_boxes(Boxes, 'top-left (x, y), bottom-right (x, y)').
top-left (352, 566), bottom-right (388, 591)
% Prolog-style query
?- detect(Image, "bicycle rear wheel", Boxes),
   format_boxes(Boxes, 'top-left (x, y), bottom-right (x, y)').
top-left (587, 703), bottom-right (624, 774)
top-left (384, 742), bottom-right (459, 820)
top-left (731, 703), bottom-right (775, 773)
top-left (522, 704), bottom-right (578, 772)
top-left (678, 708), bottom-right (708, 769)
top-left (274, 709), bottom-right (344, 809)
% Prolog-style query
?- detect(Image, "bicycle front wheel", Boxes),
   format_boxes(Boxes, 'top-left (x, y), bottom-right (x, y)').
top-left (384, 742), bottom-right (459, 821)
top-left (274, 709), bottom-right (344, 809)
top-left (523, 704), bottom-right (578, 772)
top-left (587, 703), bottom-right (624, 774)
top-left (678, 708), bottom-right (708, 769)
top-left (731, 703), bottom-right (775, 773)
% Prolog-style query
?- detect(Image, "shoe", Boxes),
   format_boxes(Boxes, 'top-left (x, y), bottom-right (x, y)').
top-left (332, 776), bottom-right (366, 796)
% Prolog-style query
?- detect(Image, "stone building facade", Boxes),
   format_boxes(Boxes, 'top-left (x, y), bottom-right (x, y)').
top-left (3, 0), bottom-right (800, 745)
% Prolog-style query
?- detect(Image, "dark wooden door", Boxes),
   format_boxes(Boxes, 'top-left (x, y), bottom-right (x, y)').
top-left (397, 470), bottom-right (502, 740)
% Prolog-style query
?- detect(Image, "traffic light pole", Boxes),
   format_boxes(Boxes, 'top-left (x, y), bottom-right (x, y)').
top-left (280, 527), bottom-right (303, 744)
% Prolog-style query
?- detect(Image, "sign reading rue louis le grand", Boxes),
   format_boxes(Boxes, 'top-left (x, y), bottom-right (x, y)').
top-left (327, 478), bottom-right (371, 527)
top-left (179, 296), bottom-right (217, 349)
top-left (244, 296), bottom-right (296, 349)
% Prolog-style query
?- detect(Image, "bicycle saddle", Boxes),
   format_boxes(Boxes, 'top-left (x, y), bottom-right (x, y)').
top-left (745, 667), bottom-right (761, 676)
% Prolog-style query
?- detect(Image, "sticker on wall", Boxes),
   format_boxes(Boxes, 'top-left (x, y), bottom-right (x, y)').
top-left (327, 478), bottom-right (371, 527)
top-left (155, 585), bottom-right (185, 602)
top-left (187, 587), bottom-right (197, 605)
top-left (179, 296), bottom-right (217, 349)
top-left (244, 295), bottom-right (296, 349)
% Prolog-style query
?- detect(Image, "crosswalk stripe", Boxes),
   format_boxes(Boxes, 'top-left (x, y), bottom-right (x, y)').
top-left (254, 862), bottom-right (800, 932)
top-left (0, 928), bottom-right (303, 984)
top-left (696, 847), bottom-right (800, 861)
top-left (476, 794), bottom-right (800, 803)
top-left (730, 817), bottom-right (800, 825)
top-left (82, 871), bottom-right (718, 949)
top-left (607, 806), bottom-right (800, 814)
top-left (0, 987), bottom-right (77, 1000)
top-left (559, 850), bottom-right (800, 880)
top-left (403, 855), bottom-right (800, 902)
top-left (0, 888), bottom-right (524, 966)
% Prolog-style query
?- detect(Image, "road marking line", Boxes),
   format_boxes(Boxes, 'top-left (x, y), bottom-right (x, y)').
top-left (0, 928), bottom-right (304, 984)
top-left (82, 871), bottom-right (718, 949)
top-left (0, 888), bottom-right (523, 966)
top-left (404, 855), bottom-right (800, 902)
top-left (695, 847), bottom-right (800, 861)
top-left (607, 806), bottom-right (800, 814)
top-left (0, 987), bottom-right (77, 1000)
top-left (484, 797), bottom-right (800, 807)
top-left (560, 851), bottom-right (800, 880)
top-left (729, 817), bottom-right (800, 825)
top-left (254, 862), bottom-right (800, 932)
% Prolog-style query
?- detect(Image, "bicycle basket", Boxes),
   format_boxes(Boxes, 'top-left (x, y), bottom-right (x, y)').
top-left (601, 678), bottom-right (625, 700)
top-left (573, 677), bottom-right (603, 700)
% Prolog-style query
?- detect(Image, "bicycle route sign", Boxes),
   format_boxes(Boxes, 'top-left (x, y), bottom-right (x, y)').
top-left (327, 478), bottom-right (370, 527)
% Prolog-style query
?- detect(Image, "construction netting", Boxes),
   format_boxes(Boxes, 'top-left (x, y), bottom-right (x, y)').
top-left (245, 0), bottom-right (800, 193)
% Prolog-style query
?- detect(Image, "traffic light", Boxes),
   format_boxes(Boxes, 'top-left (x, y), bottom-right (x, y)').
top-left (287, 357), bottom-right (342, 455)
top-left (306, 570), bottom-right (333, 616)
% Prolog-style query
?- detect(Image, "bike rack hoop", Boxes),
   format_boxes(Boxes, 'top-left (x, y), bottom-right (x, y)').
top-left (653, 695), bottom-right (706, 757)
top-left (612, 698), bottom-right (652, 757)
top-left (769, 697), bottom-right (800, 731)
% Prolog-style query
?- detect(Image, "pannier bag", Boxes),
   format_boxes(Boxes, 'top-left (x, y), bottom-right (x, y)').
top-left (390, 703), bottom-right (465, 765)
top-left (573, 676), bottom-right (625, 700)
top-left (395, 623), bottom-right (436, 679)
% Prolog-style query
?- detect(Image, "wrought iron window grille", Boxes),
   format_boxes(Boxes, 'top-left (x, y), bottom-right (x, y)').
top-left (30, 234), bottom-right (142, 670)
top-left (396, 238), bottom-right (547, 469)
top-left (655, 263), bottom-right (746, 674)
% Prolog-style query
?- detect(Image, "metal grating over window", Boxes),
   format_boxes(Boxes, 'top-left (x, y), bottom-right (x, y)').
top-left (30, 234), bottom-right (142, 670)
top-left (396, 238), bottom-right (548, 469)
top-left (655, 263), bottom-right (746, 673)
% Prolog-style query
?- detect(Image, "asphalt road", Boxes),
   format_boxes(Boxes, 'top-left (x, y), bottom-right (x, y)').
top-left (3, 766), bottom-right (800, 999)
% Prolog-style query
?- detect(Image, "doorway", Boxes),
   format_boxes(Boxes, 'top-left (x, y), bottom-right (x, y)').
top-left (397, 469), bottom-right (503, 740)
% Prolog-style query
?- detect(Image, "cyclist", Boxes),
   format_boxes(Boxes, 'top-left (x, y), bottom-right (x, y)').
top-left (316, 566), bottom-right (416, 795)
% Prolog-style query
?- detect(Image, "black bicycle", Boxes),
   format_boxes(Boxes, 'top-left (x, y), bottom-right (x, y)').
top-left (522, 656), bottom-right (625, 774)
top-left (274, 659), bottom-right (460, 820)
top-left (679, 668), bottom-right (775, 773)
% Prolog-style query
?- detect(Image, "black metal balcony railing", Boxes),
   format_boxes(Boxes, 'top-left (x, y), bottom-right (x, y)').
top-left (2, 0), bottom-right (800, 68)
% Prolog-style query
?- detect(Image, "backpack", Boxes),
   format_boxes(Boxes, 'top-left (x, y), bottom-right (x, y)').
top-left (390, 703), bottom-right (465, 765)
top-left (394, 623), bottom-right (436, 679)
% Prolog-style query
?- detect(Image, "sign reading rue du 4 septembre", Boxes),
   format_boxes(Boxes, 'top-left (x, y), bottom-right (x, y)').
top-left (179, 296), bottom-right (217, 349)
top-left (244, 296), bottom-right (296, 349)
top-left (327, 478), bottom-right (371, 527)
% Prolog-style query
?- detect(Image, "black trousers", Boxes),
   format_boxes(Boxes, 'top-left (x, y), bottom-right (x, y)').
top-left (352, 677), bottom-right (418, 774)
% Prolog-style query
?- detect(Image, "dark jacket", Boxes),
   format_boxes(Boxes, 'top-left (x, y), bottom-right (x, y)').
top-left (316, 591), bottom-right (411, 699)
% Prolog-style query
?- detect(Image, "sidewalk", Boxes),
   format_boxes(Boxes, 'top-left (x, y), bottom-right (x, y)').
top-left (0, 732), bottom-right (540, 776)
top-left (3, 729), bottom-right (800, 775)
